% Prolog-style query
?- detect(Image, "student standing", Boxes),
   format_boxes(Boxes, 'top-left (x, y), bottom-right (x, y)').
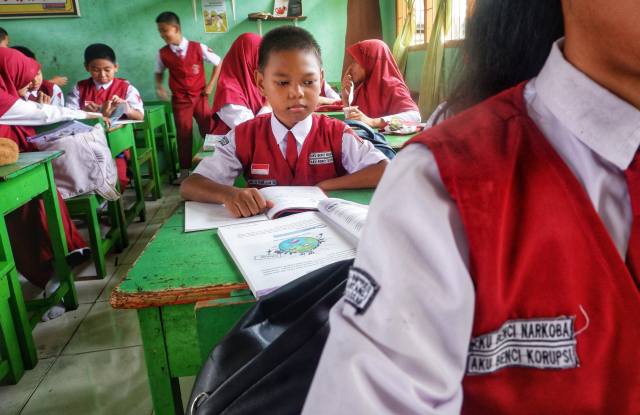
top-left (155, 11), bottom-right (222, 185)
top-left (342, 39), bottom-right (420, 128)
top-left (303, 0), bottom-right (640, 413)
top-left (180, 26), bottom-right (388, 218)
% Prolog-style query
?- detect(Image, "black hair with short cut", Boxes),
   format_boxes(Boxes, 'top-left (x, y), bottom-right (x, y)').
top-left (0, 27), bottom-right (7, 41)
top-left (84, 43), bottom-right (116, 64)
top-left (258, 26), bottom-right (322, 73)
top-left (11, 46), bottom-right (36, 60)
top-left (156, 11), bottom-right (180, 26)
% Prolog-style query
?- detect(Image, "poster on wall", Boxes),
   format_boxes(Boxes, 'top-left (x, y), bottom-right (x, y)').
top-left (202, 0), bottom-right (228, 33)
top-left (0, 0), bottom-right (80, 20)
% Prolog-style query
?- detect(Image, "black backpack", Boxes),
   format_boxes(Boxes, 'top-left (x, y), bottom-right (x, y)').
top-left (187, 259), bottom-right (354, 415)
top-left (344, 119), bottom-right (396, 159)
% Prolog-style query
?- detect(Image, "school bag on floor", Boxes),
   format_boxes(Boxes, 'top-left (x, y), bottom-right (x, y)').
top-left (345, 119), bottom-right (396, 159)
top-left (32, 122), bottom-right (120, 200)
top-left (186, 259), bottom-right (354, 415)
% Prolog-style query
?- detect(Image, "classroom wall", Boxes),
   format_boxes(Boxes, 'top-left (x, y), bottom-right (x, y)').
top-left (1, 0), bottom-right (348, 100)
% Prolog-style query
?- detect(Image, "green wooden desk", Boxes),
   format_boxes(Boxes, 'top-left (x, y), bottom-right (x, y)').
top-left (192, 145), bottom-right (212, 165)
top-left (385, 132), bottom-right (419, 150)
top-left (313, 110), bottom-right (345, 121)
top-left (110, 189), bottom-right (374, 415)
top-left (0, 151), bottom-right (79, 374)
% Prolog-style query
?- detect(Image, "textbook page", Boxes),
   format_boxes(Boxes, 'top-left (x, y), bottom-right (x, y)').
top-left (28, 121), bottom-right (93, 144)
top-left (317, 198), bottom-right (369, 239)
top-left (261, 186), bottom-right (328, 219)
top-left (217, 211), bottom-right (358, 298)
top-left (185, 202), bottom-right (267, 232)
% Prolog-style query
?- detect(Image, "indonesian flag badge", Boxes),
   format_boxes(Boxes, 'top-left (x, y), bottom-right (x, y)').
top-left (251, 164), bottom-right (269, 175)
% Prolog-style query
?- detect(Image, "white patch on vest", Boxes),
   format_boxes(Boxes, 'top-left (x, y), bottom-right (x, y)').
top-left (344, 267), bottom-right (379, 314)
top-left (251, 164), bottom-right (269, 175)
top-left (467, 317), bottom-right (579, 375)
top-left (247, 179), bottom-right (277, 186)
top-left (309, 152), bottom-right (333, 165)
top-left (192, 64), bottom-right (200, 74)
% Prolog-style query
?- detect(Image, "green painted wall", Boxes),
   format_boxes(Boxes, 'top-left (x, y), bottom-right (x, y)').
top-left (1, 0), bottom-right (347, 101)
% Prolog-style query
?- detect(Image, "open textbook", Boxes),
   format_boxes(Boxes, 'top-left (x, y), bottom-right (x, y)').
top-left (185, 186), bottom-right (333, 232)
top-left (218, 199), bottom-right (368, 298)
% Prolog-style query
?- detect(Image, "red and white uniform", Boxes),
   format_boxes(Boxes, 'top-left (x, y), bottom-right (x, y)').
top-left (320, 80), bottom-right (340, 100)
top-left (25, 80), bottom-right (65, 107)
top-left (304, 39), bottom-right (640, 414)
top-left (194, 113), bottom-right (387, 186)
top-left (66, 78), bottom-right (143, 113)
top-left (155, 37), bottom-right (221, 169)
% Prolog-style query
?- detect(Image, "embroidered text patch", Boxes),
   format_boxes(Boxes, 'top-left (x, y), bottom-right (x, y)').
top-left (247, 179), bottom-right (277, 186)
top-left (251, 164), bottom-right (269, 175)
top-left (345, 267), bottom-right (379, 313)
top-left (309, 152), bottom-right (334, 165)
top-left (467, 317), bottom-right (579, 375)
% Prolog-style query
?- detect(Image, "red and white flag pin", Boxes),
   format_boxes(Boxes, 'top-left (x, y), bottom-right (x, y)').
top-left (251, 164), bottom-right (269, 175)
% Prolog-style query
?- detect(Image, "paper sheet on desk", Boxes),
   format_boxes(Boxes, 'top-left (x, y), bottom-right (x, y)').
top-left (185, 202), bottom-right (267, 232)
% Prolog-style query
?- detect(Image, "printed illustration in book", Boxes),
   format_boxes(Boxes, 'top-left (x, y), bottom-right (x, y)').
top-left (202, 0), bottom-right (228, 33)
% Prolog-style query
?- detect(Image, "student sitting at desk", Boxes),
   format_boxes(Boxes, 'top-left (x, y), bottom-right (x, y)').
top-left (181, 26), bottom-right (389, 218)
top-left (12, 46), bottom-right (65, 107)
top-left (0, 47), bottom-right (105, 321)
top-left (342, 39), bottom-right (420, 128)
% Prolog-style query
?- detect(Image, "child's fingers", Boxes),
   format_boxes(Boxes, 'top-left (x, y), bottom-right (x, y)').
top-left (225, 202), bottom-right (242, 218)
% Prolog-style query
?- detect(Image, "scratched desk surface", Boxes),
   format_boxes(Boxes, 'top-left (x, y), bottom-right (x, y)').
top-left (110, 188), bottom-right (375, 309)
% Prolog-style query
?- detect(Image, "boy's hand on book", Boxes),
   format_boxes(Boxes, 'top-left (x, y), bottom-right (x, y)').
top-left (83, 102), bottom-right (100, 112)
top-left (157, 86), bottom-right (171, 102)
top-left (36, 91), bottom-right (51, 105)
top-left (223, 187), bottom-right (275, 218)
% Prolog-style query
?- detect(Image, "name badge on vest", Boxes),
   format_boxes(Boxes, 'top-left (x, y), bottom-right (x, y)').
top-left (467, 316), bottom-right (579, 375)
top-left (309, 152), bottom-right (333, 165)
top-left (251, 164), bottom-right (269, 175)
top-left (192, 64), bottom-right (200, 74)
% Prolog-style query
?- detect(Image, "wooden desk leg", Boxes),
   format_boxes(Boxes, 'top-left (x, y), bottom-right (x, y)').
top-left (0, 217), bottom-right (37, 370)
top-left (138, 307), bottom-right (184, 415)
top-left (42, 164), bottom-right (78, 311)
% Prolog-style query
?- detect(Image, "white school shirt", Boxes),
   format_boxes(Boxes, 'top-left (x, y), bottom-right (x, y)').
top-left (66, 79), bottom-right (144, 113)
top-left (302, 39), bottom-right (639, 415)
top-left (0, 99), bottom-right (88, 125)
top-left (322, 81), bottom-right (340, 100)
top-left (217, 104), bottom-right (273, 130)
top-left (154, 37), bottom-right (222, 73)
top-left (25, 84), bottom-right (65, 107)
top-left (381, 109), bottom-right (421, 123)
top-left (194, 112), bottom-right (388, 185)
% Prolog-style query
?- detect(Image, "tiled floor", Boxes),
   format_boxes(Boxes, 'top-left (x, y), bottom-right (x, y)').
top-left (0, 183), bottom-right (196, 415)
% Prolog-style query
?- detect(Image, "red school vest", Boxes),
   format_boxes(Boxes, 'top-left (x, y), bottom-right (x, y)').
top-left (76, 77), bottom-right (130, 107)
top-left (159, 41), bottom-right (206, 97)
top-left (235, 114), bottom-right (347, 188)
top-left (27, 80), bottom-right (56, 102)
top-left (405, 82), bottom-right (640, 414)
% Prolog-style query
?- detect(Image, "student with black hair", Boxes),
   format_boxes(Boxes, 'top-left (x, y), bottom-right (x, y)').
top-left (304, 0), bottom-right (640, 413)
top-left (155, 11), bottom-right (222, 185)
top-left (0, 27), bottom-right (9, 48)
top-left (12, 46), bottom-right (65, 107)
top-left (180, 26), bottom-right (388, 218)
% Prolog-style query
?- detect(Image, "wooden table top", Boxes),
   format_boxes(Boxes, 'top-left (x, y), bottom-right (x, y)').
top-left (0, 151), bottom-right (64, 182)
top-left (110, 188), bottom-right (374, 309)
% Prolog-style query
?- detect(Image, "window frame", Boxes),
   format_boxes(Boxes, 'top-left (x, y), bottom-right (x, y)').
top-left (396, 0), bottom-right (467, 51)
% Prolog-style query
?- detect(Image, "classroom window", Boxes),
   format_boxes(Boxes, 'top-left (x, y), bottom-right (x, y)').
top-left (396, 0), bottom-right (467, 48)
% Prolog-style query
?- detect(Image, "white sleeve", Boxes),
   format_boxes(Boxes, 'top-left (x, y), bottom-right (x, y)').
top-left (125, 84), bottom-right (144, 113)
top-left (323, 81), bottom-right (341, 100)
top-left (192, 129), bottom-right (243, 186)
top-left (303, 144), bottom-right (474, 415)
top-left (51, 84), bottom-right (65, 107)
top-left (1, 99), bottom-right (88, 126)
top-left (381, 110), bottom-right (422, 123)
top-left (218, 104), bottom-right (256, 129)
top-left (200, 43), bottom-right (222, 66)
top-left (66, 83), bottom-right (81, 110)
top-left (341, 126), bottom-right (388, 173)
top-left (155, 51), bottom-right (165, 74)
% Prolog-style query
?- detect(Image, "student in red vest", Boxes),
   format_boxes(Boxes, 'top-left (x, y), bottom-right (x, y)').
top-left (341, 39), bottom-right (420, 128)
top-left (180, 26), bottom-right (389, 218)
top-left (0, 48), bottom-right (108, 321)
top-left (11, 46), bottom-right (65, 107)
top-left (155, 11), bottom-right (223, 185)
top-left (304, 0), bottom-right (640, 413)
top-left (67, 43), bottom-right (144, 190)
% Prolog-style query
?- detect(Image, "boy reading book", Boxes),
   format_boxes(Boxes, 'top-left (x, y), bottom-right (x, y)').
top-left (180, 26), bottom-right (389, 218)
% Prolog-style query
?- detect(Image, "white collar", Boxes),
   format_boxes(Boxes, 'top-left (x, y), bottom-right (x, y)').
top-left (535, 38), bottom-right (640, 170)
top-left (270, 112), bottom-right (313, 146)
top-left (169, 37), bottom-right (189, 53)
top-left (93, 79), bottom-right (113, 90)
top-left (24, 90), bottom-right (37, 100)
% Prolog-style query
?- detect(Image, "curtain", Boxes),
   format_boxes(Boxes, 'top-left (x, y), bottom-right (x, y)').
top-left (418, 0), bottom-right (451, 120)
top-left (342, 0), bottom-right (383, 76)
top-left (392, 0), bottom-right (416, 76)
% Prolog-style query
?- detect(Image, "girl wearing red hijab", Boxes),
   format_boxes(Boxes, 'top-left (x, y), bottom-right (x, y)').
top-left (342, 39), bottom-right (420, 128)
top-left (0, 47), bottom-right (103, 321)
top-left (210, 33), bottom-right (271, 135)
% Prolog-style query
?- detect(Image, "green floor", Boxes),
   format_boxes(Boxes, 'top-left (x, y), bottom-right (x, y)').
top-left (0, 183), bottom-right (193, 415)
